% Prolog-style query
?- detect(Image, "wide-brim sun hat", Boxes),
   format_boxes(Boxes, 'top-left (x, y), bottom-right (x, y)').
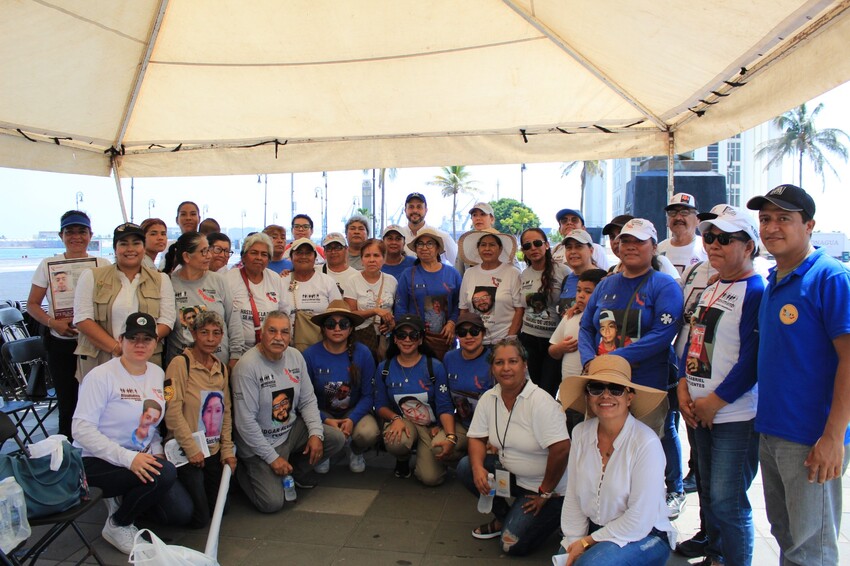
top-left (458, 229), bottom-right (517, 265)
top-left (310, 299), bottom-right (366, 328)
top-left (407, 228), bottom-right (445, 255)
top-left (558, 355), bottom-right (666, 419)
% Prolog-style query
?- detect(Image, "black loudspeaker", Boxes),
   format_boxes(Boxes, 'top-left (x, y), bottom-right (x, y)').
top-left (624, 171), bottom-right (727, 239)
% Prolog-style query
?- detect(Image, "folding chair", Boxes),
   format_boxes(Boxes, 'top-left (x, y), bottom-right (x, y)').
top-left (0, 340), bottom-right (56, 442)
top-left (0, 413), bottom-right (105, 566)
top-left (0, 309), bottom-right (29, 344)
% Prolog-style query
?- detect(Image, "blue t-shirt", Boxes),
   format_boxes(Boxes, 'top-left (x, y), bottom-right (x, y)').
top-left (756, 248), bottom-right (850, 445)
top-left (302, 342), bottom-right (376, 425)
top-left (579, 270), bottom-right (683, 390)
top-left (374, 356), bottom-right (453, 425)
top-left (394, 263), bottom-right (462, 332)
top-left (268, 258), bottom-right (293, 274)
top-left (382, 255), bottom-right (416, 281)
top-left (443, 347), bottom-right (493, 428)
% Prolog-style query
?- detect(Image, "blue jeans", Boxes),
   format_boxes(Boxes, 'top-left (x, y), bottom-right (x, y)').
top-left (662, 403), bottom-right (683, 493)
top-left (556, 532), bottom-right (670, 565)
top-left (694, 419), bottom-right (759, 566)
top-left (83, 456), bottom-right (192, 526)
top-left (759, 434), bottom-right (850, 566)
top-left (457, 454), bottom-right (563, 556)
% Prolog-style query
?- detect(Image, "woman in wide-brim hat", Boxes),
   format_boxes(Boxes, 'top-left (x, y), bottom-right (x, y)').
top-left (302, 300), bottom-right (377, 474)
top-left (556, 355), bottom-right (675, 565)
top-left (457, 228), bottom-right (517, 267)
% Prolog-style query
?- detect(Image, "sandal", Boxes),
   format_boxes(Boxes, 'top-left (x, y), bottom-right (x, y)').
top-left (471, 519), bottom-right (502, 540)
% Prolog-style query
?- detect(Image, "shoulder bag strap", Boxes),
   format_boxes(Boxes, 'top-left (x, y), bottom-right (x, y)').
top-left (239, 267), bottom-right (262, 344)
top-left (619, 272), bottom-right (651, 348)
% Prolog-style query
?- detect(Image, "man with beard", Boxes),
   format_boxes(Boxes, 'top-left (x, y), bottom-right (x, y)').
top-left (398, 193), bottom-right (458, 266)
top-left (657, 193), bottom-right (707, 275)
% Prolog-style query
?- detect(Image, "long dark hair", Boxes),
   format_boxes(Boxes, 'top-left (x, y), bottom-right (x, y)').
top-left (322, 318), bottom-right (362, 389)
top-left (520, 228), bottom-right (555, 295)
top-left (164, 231), bottom-right (207, 274)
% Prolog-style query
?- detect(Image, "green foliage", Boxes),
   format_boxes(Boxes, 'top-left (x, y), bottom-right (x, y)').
top-left (428, 165), bottom-right (478, 238)
top-left (490, 198), bottom-right (541, 236)
top-left (549, 229), bottom-right (564, 244)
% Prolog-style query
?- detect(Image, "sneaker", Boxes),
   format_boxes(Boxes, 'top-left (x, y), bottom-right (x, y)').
top-left (101, 516), bottom-right (139, 555)
top-left (675, 529), bottom-right (708, 558)
top-left (394, 459), bottom-right (411, 479)
top-left (315, 458), bottom-right (330, 474)
top-left (349, 451), bottom-right (366, 473)
top-left (103, 496), bottom-right (121, 518)
top-left (683, 471), bottom-right (698, 494)
top-left (666, 492), bottom-right (687, 519)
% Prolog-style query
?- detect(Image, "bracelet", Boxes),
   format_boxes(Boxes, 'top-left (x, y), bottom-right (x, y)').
top-left (111, 342), bottom-right (121, 356)
top-left (446, 433), bottom-right (458, 445)
top-left (390, 415), bottom-right (402, 423)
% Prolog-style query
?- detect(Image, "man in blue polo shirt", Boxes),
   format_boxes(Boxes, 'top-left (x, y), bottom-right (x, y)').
top-left (746, 184), bottom-right (850, 566)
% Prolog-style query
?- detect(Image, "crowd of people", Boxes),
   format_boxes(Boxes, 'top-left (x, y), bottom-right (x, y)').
top-left (24, 185), bottom-right (849, 565)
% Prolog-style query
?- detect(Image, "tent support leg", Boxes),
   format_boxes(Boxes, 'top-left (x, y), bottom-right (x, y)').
top-left (111, 160), bottom-right (129, 223)
top-left (667, 131), bottom-right (675, 204)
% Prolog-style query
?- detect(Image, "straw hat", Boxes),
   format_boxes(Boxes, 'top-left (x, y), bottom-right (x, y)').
top-left (406, 228), bottom-right (445, 255)
top-left (557, 355), bottom-right (666, 419)
top-left (310, 300), bottom-right (365, 328)
top-left (458, 229), bottom-right (518, 266)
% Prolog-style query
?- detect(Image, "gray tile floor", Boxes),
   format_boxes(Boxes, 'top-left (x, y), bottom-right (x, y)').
top-left (6, 409), bottom-right (849, 565)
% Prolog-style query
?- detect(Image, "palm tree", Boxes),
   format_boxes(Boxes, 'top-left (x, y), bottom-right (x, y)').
top-left (429, 166), bottom-right (478, 238)
top-left (755, 103), bottom-right (849, 190)
top-left (560, 160), bottom-right (605, 211)
top-left (363, 168), bottom-right (398, 232)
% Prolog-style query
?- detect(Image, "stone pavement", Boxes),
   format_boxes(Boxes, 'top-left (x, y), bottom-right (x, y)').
top-left (5, 411), bottom-right (849, 565)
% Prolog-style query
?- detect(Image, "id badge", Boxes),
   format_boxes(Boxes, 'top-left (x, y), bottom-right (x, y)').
top-left (494, 468), bottom-right (511, 498)
top-left (687, 324), bottom-right (706, 359)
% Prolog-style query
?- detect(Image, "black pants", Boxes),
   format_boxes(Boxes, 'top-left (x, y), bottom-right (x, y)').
top-left (44, 333), bottom-right (79, 439)
top-left (177, 454), bottom-right (228, 529)
top-left (518, 333), bottom-right (560, 397)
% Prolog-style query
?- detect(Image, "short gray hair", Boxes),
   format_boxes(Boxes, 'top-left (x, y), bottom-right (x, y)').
top-left (345, 215), bottom-right (370, 236)
top-left (241, 232), bottom-right (273, 257)
top-left (191, 311), bottom-right (225, 332)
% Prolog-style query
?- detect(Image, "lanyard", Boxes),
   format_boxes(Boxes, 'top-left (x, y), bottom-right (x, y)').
top-left (494, 380), bottom-right (527, 458)
top-left (697, 279), bottom-right (739, 323)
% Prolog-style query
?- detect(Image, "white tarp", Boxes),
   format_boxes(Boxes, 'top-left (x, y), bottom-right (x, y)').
top-left (1, 0), bottom-right (849, 178)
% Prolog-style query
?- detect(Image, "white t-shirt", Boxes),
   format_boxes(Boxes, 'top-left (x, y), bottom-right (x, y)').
top-left (31, 254), bottom-right (111, 340)
top-left (467, 380), bottom-right (569, 493)
top-left (226, 268), bottom-right (289, 349)
top-left (657, 236), bottom-right (707, 275)
top-left (552, 242), bottom-right (609, 271)
top-left (315, 264), bottom-right (359, 296)
top-left (280, 272), bottom-right (343, 326)
top-left (458, 263), bottom-right (522, 343)
top-left (549, 311), bottom-right (583, 379)
top-left (342, 272), bottom-right (398, 331)
top-left (72, 357), bottom-right (166, 468)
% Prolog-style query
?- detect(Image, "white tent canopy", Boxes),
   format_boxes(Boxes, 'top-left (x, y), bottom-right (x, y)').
top-left (1, 0), bottom-right (849, 179)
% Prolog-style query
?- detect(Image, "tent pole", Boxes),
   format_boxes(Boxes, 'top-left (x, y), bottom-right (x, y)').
top-left (111, 159), bottom-right (130, 223)
top-left (667, 130), bottom-right (675, 203)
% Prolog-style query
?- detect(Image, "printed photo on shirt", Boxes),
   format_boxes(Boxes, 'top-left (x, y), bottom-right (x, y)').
top-left (525, 292), bottom-right (550, 318)
top-left (471, 286), bottom-right (496, 315)
top-left (323, 381), bottom-right (352, 417)
top-left (179, 305), bottom-right (207, 343)
top-left (423, 296), bottom-right (447, 332)
top-left (131, 399), bottom-right (163, 451)
top-left (597, 310), bottom-right (633, 355)
top-left (271, 388), bottom-right (294, 424)
top-left (450, 390), bottom-right (479, 424)
top-left (395, 393), bottom-right (435, 426)
top-left (199, 390), bottom-right (225, 444)
top-left (686, 306), bottom-right (722, 379)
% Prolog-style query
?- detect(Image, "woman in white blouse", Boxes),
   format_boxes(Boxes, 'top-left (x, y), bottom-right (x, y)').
top-left (556, 355), bottom-right (674, 566)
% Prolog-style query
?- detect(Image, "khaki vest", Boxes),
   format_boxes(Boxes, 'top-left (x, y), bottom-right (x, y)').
top-left (75, 264), bottom-right (164, 358)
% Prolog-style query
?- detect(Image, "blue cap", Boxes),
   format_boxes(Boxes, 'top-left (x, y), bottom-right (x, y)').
top-left (555, 208), bottom-right (585, 225)
top-left (405, 192), bottom-right (427, 205)
top-left (60, 213), bottom-right (91, 230)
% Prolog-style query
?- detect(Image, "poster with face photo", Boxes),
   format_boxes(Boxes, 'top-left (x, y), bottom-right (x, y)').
top-left (596, 309), bottom-right (634, 355)
top-left (423, 296), bottom-right (447, 332)
top-left (47, 257), bottom-right (98, 319)
top-left (271, 387), bottom-right (294, 425)
top-left (450, 390), bottom-right (479, 424)
top-left (323, 381), bottom-right (352, 418)
top-left (198, 390), bottom-right (225, 445)
top-left (394, 392), bottom-right (435, 426)
top-left (471, 286), bottom-right (496, 315)
top-left (131, 399), bottom-right (163, 451)
top-left (179, 305), bottom-right (206, 343)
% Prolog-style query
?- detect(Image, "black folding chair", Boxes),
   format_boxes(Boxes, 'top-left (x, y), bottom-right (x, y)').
top-left (0, 413), bottom-right (105, 566)
top-left (0, 339), bottom-right (56, 442)
top-left (0, 309), bottom-right (29, 344)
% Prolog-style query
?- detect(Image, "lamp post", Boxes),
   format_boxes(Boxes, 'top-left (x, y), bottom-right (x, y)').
top-left (75, 191), bottom-right (84, 210)
top-left (202, 204), bottom-right (209, 218)
top-left (322, 171), bottom-right (328, 239)
top-left (148, 199), bottom-right (155, 218)
top-left (314, 186), bottom-right (325, 239)
top-left (130, 178), bottom-right (134, 223)
top-left (241, 210), bottom-right (247, 243)
top-left (520, 163), bottom-right (527, 204)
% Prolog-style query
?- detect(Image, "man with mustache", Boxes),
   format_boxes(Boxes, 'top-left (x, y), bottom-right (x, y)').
top-left (398, 192), bottom-right (458, 266)
top-left (231, 311), bottom-right (345, 513)
top-left (657, 193), bottom-right (707, 276)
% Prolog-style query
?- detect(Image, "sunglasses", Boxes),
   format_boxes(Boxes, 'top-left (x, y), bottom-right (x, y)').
top-left (586, 381), bottom-right (629, 397)
top-left (702, 232), bottom-right (748, 246)
top-left (322, 318), bottom-right (352, 330)
top-left (521, 239), bottom-right (545, 251)
top-left (456, 326), bottom-right (482, 338)
top-left (394, 329), bottom-right (422, 341)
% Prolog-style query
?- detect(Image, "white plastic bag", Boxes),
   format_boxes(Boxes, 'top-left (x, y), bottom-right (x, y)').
top-left (129, 529), bottom-right (219, 566)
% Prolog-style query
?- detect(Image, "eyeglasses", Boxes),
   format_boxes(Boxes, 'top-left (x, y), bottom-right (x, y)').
top-left (702, 232), bottom-right (748, 246)
top-left (521, 240), bottom-right (545, 251)
top-left (456, 326), bottom-right (482, 338)
top-left (322, 318), bottom-right (352, 330)
top-left (414, 240), bottom-right (437, 249)
top-left (394, 329), bottom-right (422, 341)
top-left (292, 223), bottom-right (312, 230)
top-left (195, 247), bottom-right (211, 256)
top-left (272, 400), bottom-right (289, 411)
top-left (211, 246), bottom-right (233, 256)
top-left (586, 381), bottom-right (629, 397)
top-left (666, 209), bottom-right (696, 218)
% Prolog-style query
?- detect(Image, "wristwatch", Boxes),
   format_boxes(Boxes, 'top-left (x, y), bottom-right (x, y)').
top-left (537, 487), bottom-right (554, 499)
top-left (580, 537), bottom-right (592, 550)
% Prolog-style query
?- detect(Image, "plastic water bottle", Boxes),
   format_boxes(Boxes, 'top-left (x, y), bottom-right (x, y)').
top-left (0, 488), bottom-right (13, 553)
top-left (477, 473), bottom-right (496, 514)
top-left (1, 478), bottom-right (29, 545)
top-left (282, 475), bottom-right (297, 502)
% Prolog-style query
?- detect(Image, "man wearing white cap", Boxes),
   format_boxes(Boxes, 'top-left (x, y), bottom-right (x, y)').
top-left (399, 192), bottom-right (458, 265)
top-left (658, 193), bottom-right (707, 275)
top-left (551, 208), bottom-right (609, 271)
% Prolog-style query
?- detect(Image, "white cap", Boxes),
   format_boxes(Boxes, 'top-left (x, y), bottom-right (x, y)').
top-left (665, 192), bottom-right (697, 211)
top-left (698, 206), bottom-right (760, 246)
top-left (381, 224), bottom-right (405, 239)
top-left (322, 232), bottom-right (347, 247)
top-left (562, 229), bottom-right (593, 245)
top-left (469, 202), bottom-right (494, 216)
top-left (618, 218), bottom-right (657, 241)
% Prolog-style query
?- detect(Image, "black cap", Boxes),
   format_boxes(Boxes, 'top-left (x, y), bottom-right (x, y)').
top-left (602, 214), bottom-right (634, 236)
top-left (746, 184), bottom-right (816, 218)
top-left (405, 192), bottom-right (427, 205)
top-left (456, 312), bottom-right (485, 329)
top-left (394, 314), bottom-right (425, 333)
top-left (122, 312), bottom-right (157, 339)
top-left (113, 222), bottom-right (146, 248)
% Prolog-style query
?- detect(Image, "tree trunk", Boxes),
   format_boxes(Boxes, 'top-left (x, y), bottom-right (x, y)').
top-left (798, 149), bottom-right (804, 188)
top-left (452, 191), bottom-right (458, 239)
